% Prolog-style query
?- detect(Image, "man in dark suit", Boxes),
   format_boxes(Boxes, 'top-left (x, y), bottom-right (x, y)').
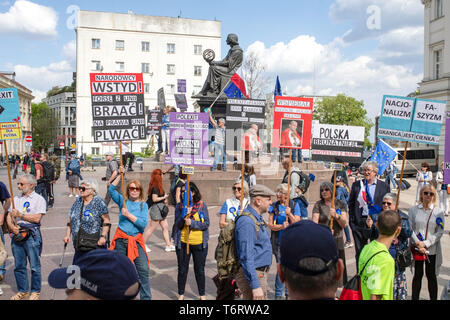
top-left (348, 161), bottom-right (390, 267)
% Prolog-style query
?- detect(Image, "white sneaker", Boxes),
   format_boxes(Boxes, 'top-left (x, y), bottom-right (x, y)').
top-left (68, 194), bottom-right (73, 197)
top-left (0, 287), bottom-right (3, 295)
top-left (145, 245), bottom-right (151, 253)
top-left (75, 195), bottom-right (79, 198)
top-left (165, 245), bottom-right (175, 252)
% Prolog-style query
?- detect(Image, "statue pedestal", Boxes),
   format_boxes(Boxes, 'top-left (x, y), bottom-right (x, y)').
top-left (192, 95), bottom-right (228, 119)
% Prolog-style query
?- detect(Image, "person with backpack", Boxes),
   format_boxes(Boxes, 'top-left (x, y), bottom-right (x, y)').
top-left (33, 155), bottom-right (48, 209)
top-left (66, 154), bottom-right (82, 198)
top-left (380, 193), bottom-right (413, 300)
top-left (293, 185), bottom-right (309, 220)
top-left (39, 154), bottom-right (56, 209)
top-left (358, 210), bottom-right (402, 300)
top-left (173, 182), bottom-right (210, 300)
top-left (312, 181), bottom-right (349, 287)
top-left (268, 183), bottom-right (301, 300)
top-left (108, 166), bottom-right (151, 300)
top-left (281, 156), bottom-right (310, 200)
top-left (234, 184), bottom-right (275, 300)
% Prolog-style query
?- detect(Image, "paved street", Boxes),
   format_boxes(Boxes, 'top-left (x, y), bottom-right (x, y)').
top-left (0, 165), bottom-right (449, 300)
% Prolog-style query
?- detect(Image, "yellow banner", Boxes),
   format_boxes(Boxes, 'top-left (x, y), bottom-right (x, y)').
top-left (0, 122), bottom-right (22, 140)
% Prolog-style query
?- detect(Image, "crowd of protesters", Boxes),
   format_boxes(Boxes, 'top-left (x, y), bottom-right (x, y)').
top-left (0, 114), bottom-right (448, 301)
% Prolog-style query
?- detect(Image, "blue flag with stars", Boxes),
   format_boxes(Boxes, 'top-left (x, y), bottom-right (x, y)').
top-left (370, 139), bottom-right (397, 176)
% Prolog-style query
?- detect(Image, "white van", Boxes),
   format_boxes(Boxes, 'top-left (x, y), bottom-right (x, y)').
top-left (392, 147), bottom-right (438, 176)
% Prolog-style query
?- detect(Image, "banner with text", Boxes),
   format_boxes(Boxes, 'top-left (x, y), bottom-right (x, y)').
top-left (444, 113), bottom-right (450, 184)
top-left (90, 73), bottom-right (146, 142)
top-left (378, 95), bottom-right (446, 145)
top-left (272, 96), bottom-right (313, 150)
top-left (0, 88), bottom-right (23, 140)
top-left (164, 112), bottom-right (213, 167)
top-left (146, 108), bottom-right (162, 136)
top-left (311, 123), bottom-right (365, 164)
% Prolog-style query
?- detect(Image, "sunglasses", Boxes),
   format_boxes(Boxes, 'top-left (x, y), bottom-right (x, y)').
top-left (128, 187), bottom-right (141, 192)
top-left (423, 191), bottom-right (434, 196)
top-left (232, 187), bottom-right (242, 191)
top-left (320, 188), bottom-right (330, 192)
top-left (382, 201), bottom-right (393, 206)
top-left (78, 186), bottom-right (90, 192)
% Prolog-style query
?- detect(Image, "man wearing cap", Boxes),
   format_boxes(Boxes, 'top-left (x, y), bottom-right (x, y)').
top-left (234, 184), bottom-right (274, 300)
top-left (104, 152), bottom-right (119, 206)
top-left (48, 249), bottom-right (140, 300)
top-left (277, 220), bottom-right (345, 300)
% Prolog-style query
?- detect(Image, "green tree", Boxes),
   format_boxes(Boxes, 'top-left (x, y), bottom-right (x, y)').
top-left (313, 94), bottom-right (374, 147)
top-left (31, 102), bottom-right (59, 151)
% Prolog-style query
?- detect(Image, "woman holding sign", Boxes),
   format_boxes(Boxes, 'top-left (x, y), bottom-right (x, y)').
top-left (408, 184), bottom-right (445, 300)
top-left (173, 182), bottom-right (210, 300)
top-left (312, 181), bottom-right (349, 286)
top-left (108, 166), bottom-right (152, 300)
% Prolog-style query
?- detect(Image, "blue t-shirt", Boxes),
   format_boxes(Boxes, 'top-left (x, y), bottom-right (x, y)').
top-left (268, 201), bottom-right (301, 244)
top-left (0, 181), bottom-right (11, 204)
top-left (108, 185), bottom-right (148, 236)
top-left (69, 196), bottom-right (108, 240)
top-left (162, 114), bottom-right (170, 130)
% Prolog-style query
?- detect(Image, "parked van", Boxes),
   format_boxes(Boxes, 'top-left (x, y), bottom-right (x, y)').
top-left (392, 147), bottom-right (438, 176)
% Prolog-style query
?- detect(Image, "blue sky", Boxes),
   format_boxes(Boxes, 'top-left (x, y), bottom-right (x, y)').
top-left (0, 0), bottom-right (426, 138)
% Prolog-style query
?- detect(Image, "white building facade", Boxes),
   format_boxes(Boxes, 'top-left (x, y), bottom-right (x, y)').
top-left (75, 10), bottom-right (221, 156)
top-left (43, 92), bottom-right (77, 152)
top-left (419, 0), bottom-right (450, 163)
top-left (0, 72), bottom-right (33, 155)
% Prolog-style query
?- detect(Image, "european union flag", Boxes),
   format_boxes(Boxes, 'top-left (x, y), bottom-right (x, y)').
top-left (370, 139), bottom-right (397, 176)
top-left (274, 75), bottom-right (282, 99)
top-left (181, 183), bottom-right (193, 219)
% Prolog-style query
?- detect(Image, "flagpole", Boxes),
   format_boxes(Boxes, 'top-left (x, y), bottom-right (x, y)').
top-left (206, 78), bottom-right (232, 113)
top-left (395, 141), bottom-right (408, 211)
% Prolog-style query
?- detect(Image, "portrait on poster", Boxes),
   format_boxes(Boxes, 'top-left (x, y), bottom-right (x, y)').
top-left (280, 119), bottom-right (303, 148)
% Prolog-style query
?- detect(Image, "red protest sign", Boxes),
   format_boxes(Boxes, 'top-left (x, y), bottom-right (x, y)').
top-left (272, 96), bottom-right (313, 149)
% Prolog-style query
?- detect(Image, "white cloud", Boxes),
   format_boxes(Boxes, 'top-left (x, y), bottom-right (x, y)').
top-left (63, 40), bottom-right (76, 63)
top-left (0, 0), bottom-right (58, 38)
top-left (329, 0), bottom-right (423, 43)
top-left (13, 60), bottom-right (73, 102)
top-left (246, 34), bottom-right (422, 125)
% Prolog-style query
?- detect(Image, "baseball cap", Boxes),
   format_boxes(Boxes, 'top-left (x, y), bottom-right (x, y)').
top-left (249, 184), bottom-right (276, 198)
top-left (48, 249), bottom-right (140, 300)
top-left (280, 220), bottom-right (339, 276)
top-left (105, 151), bottom-right (114, 156)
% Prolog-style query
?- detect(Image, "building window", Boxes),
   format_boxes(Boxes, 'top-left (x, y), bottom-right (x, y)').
top-left (194, 66), bottom-right (202, 76)
top-left (193, 85), bottom-right (202, 95)
top-left (116, 40), bottom-right (125, 50)
top-left (142, 41), bottom-right (150, 52)
top-left (116, 61), bottom-right (125, 72)
top-left (194, 45), bottom-right (202, 55)
top-left (435, 49), bottom-right (442, 79)
top-left (91, 38), bottom-right (100, 49)
top-left (436, 0), bottom-right (443, 19)
top-left (91, 147), bottom-right (99, 155)
top-left (144, 83), bottom-right (150, 93)
top-left (142, 63), bottom-right (150, 73)
top-left (166, 84), bottom-right (175, 94)
top-left (167, 64), bottom-right (175, 75)
top-left (91, 60), bottom-right (101, 71)
top-left (167, 43), bottom-right (175, 54)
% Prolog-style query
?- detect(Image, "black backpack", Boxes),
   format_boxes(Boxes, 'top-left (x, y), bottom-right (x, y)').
top-left (41, 161), bottom-right (56, 182)
top-left (284, 170), bottom-right (311, 193)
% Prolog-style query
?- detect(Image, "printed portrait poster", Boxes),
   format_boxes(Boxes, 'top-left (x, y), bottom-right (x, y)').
top-left (272, 96), bottom-right (313, 149)
top-left (164, 112), bottom-right (213, 167)
top-left (90, 73), bottom-right (146, 142)
top-left (0, 88), bottom-right (22, 140)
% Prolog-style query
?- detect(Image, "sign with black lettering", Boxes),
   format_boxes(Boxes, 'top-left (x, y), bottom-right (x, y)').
top-left (311, 123), bottom-right (365, 163)
top-left (146, 108), bottom-right (162, 135)
top-left (0, 88), bottom-right (22, 140)
top-left (225, 98), bottom-right (266, 130)
top-left (90, 73), bottom-right (146, 142)
top-left (378, 95), bottom-right (446, 145)
top-left (174, 93), bottom-right (188, 111)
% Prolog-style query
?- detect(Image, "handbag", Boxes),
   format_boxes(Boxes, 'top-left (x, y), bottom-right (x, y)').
top-left (339, 251), bottom-right (385, 300)
top-left (73, 202), bottom-right (101, 252)
top-left (157, 203), bottom-right (169, 219)
top-left (411, 208), bottom-right (433, 261)
top-left (10, 228), bottom-right (31, 245)
top-left (396, 243), bottom-right (413, 269)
